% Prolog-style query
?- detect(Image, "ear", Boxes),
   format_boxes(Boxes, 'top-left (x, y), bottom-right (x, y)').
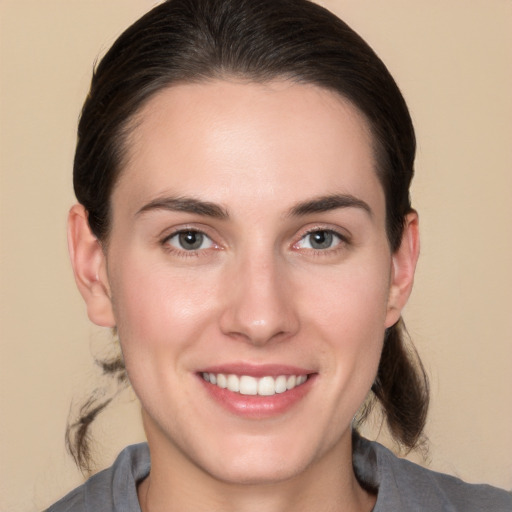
top-left (385, 211), bottom-right (420, 328)
top-left (67, 204), bottom-right (116, 327)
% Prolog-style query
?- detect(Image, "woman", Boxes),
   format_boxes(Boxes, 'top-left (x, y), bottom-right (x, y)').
top-left (47, 0), bottom-right (511, 510)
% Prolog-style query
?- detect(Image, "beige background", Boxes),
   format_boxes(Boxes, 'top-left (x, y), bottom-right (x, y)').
top-left (1, 1), bottom-right (511, 510)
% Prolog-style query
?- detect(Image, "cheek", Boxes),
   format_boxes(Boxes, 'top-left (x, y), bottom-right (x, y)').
top-left (297, 258), bottom-right (391, 387)
top-left (299, 257), bottom-right (391, 335)
top-left (288, 260), bottom-right (390, 449)
top-left (108, 255), bottom-right (220, 363)
top-left (107, 256), bottom-right (225, 426)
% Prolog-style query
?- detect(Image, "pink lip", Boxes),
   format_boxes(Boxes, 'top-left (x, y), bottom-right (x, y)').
top-left (197, 363), bottom-right (317, 419)
top-left (198, 363), bottom-right (312, 378)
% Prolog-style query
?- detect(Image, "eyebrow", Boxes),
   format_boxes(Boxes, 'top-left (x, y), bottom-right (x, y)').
top-left (136, 193), bottom-right (372, 220)
top-left (288, 194), bottom-right (372, 217)
top-left (136, 196), bottom-right (229, 219)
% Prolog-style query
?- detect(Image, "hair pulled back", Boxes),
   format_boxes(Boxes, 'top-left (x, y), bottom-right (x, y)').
top-left (69, 0), bottom-right (429, 473)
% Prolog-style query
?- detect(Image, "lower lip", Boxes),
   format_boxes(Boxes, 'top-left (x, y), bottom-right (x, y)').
top-left (198, 374), bottom-right (316, 419)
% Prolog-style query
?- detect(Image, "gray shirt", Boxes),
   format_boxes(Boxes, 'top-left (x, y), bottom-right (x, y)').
top-left (46, 435), bottom-right (512, 511)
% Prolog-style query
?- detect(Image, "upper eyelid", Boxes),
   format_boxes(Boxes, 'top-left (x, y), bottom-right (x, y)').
top-left (301, 229), bottom-right (344, 241)
top-left (159, 228), bottom-right (214, 251)
top-left (163, 228), bottom-right (212, 241)
top-left (297, 225), bottom-right (351, 242)
top-left (160, 224), bottom-right (215, 242)
top-left (166, 229), bottom-right (214, 249)
top-left (161, 229), bottom-right (219, 256)
top-left (291, 227), bottom-right (352, 255)
top-left (158, 224), bottom-right (351, 248)
top-left (296, 230), bottom-right (343, 247)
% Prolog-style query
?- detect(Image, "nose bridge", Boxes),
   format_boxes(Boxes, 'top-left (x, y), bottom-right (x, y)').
top-left (220, 245), bottom-right (298, 345)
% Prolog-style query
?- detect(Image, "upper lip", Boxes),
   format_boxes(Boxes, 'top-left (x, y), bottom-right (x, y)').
top-left (197, 363), bottom-right (314, 378)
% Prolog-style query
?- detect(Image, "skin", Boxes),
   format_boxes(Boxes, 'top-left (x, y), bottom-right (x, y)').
top-left (69, 80), bottom-right (419, 512)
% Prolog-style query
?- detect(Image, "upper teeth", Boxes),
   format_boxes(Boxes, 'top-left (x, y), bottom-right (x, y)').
top-left (202, 373), bottom-right (308, 396)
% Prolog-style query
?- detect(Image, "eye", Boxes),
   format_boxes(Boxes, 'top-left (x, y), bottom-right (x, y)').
top-left (295, 229), bottom-right (343, 250)
top-left (166, 230), bottom-right (214, 251)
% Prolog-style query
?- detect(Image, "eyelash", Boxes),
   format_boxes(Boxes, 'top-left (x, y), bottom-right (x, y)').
top-left (294, 227), bottom-right (349, 254)
top-left (160, 226), bottom-right (350, 258)
top-left (161, 228), bottom-right (217, 257)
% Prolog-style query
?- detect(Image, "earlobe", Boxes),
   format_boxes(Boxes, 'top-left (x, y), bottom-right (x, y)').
top-left (67, 204), bottom-right (116, 327)
top-left (385, 212), bottom-right (420, 328)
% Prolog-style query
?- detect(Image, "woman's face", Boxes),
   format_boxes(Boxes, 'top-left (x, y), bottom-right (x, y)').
top-left (79, 80), bottom-right (416, 485)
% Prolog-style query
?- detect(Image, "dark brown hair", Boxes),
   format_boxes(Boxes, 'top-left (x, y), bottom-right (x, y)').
top-left (67, 0), bottom-right (429, 473)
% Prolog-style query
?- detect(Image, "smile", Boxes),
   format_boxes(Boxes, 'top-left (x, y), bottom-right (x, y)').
top-left (201, 372), bottom-right (308, 396)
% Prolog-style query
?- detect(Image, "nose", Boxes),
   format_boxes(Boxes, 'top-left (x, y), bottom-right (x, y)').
top-left (219, 251), bottom-right (299, 346)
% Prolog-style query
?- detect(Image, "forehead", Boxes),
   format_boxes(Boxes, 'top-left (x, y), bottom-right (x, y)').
top-left (113, 79), bottom-right (383, 217)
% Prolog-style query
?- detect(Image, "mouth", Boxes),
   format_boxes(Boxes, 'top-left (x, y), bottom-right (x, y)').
top-left (201, 372), bottom-right (309, 396)
top-left (197, 365), bottom-right (315, 418)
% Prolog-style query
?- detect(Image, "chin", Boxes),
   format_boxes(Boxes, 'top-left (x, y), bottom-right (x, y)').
top-left (205, 453), bottom-right (309, 486)
top-left (193, 430), bottom-right (333, 487)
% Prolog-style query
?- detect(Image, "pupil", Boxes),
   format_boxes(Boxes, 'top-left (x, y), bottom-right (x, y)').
top-left (311, 231), bottom-right (332, 249)
top-left (179, 231), bottom-right (203, 250)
